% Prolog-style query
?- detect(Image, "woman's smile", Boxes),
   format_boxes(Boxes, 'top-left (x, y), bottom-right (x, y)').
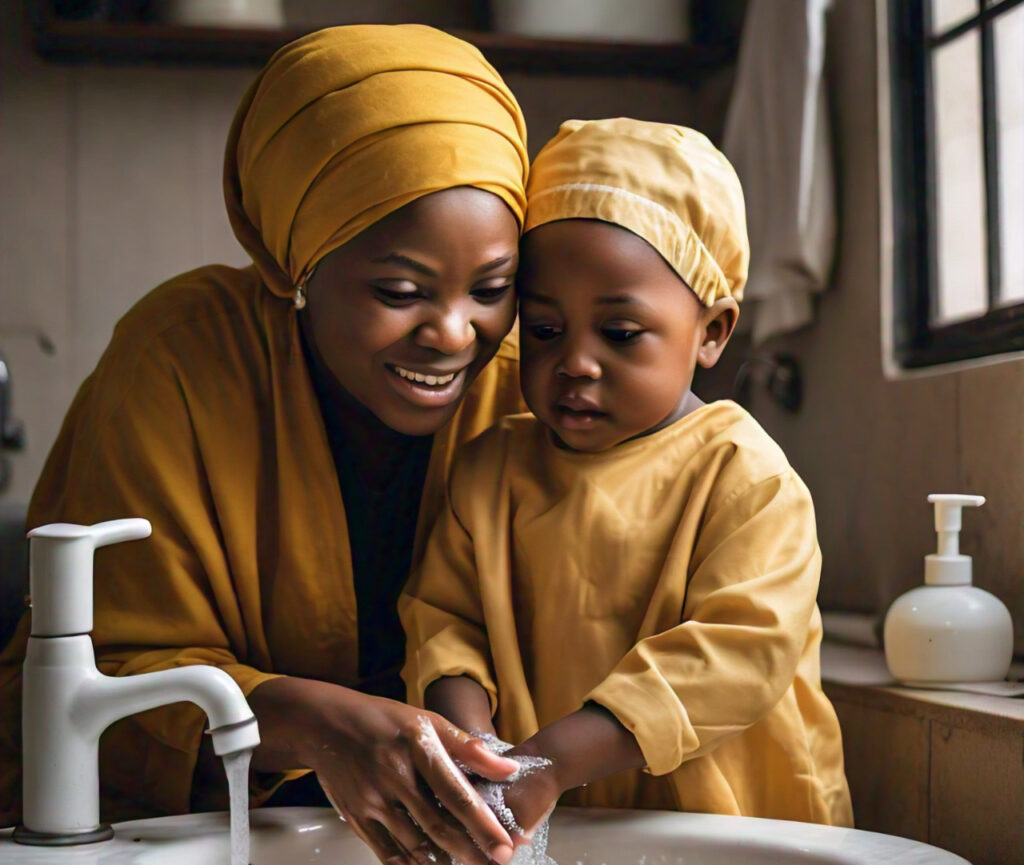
top-left (386, 362), bottom-right (467, 407)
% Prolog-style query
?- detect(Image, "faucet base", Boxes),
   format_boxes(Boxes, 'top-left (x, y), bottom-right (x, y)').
top-left (12, 823), bottom-right (114, 846)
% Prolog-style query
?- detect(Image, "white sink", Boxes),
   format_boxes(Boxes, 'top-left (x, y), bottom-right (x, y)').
top-left (0, 806), bottom-right (970, 864)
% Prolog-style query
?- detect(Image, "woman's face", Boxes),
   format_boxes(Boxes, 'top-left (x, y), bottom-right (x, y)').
top-left (303, 187), bottom-right (519, 436)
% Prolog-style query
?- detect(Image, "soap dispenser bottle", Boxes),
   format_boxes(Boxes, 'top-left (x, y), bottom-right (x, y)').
top-left (884, 494), bottom-right (1013, 685)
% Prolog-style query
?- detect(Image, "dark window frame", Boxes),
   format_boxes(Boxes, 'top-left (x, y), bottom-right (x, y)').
top-left (888, 0), bottom-right (1024, 368)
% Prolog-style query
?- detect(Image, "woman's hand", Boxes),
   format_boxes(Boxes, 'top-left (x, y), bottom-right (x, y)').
top-left (247, 676), bottom-right (519, 865)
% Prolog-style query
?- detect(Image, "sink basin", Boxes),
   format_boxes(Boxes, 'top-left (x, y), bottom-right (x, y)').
top-left (0, 806), bottom-right (970, 864)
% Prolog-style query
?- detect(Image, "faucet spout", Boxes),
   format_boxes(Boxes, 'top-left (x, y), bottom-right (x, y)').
top-left (17, 634), bottom-right (259, 843)
top-left (77, 658), bottom-right (259, 750)
top-left (15, 519), bottom-right (260, 846)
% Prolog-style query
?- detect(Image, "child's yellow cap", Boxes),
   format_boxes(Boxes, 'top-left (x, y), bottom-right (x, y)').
top-left (525, 118), bottom-right (749, 306)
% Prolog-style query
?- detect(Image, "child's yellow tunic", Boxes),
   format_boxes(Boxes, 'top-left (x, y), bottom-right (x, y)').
top-left (401, 403), bottom-right (852, 825)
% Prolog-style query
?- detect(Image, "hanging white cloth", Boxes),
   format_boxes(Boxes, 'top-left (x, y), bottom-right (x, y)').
top-left (722, 0), bottom-right (836, 344)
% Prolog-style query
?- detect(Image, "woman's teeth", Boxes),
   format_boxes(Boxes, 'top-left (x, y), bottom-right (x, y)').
top-left (393, 365), bottom-right (457, 387)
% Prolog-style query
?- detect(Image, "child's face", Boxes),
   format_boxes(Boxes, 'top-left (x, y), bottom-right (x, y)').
top-left (518, 219), bottom-right (736, 453)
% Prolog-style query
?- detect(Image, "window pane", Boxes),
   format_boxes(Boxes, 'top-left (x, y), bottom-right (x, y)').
top-left (931, 32), bottom-right (989, 324)
top-left (995, 4), bottom-right (1024, 305)
top-left (930, 0), bottom-right (978, 33)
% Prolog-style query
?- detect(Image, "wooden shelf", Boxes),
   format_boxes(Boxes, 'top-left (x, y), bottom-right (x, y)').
top-left (29, 16), bottom-right (733, 82)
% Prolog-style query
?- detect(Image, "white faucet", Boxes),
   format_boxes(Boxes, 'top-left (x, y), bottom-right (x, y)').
top-left (13, 519), bottom-right (260, 846)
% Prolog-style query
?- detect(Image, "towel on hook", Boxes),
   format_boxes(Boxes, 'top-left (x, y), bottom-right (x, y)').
top-left (722, 0), bottom-right (836, 344)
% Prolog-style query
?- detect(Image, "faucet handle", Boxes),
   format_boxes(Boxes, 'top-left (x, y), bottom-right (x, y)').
top-left (27, 518), bottom-right (152, 545)
top-left (27, 519), bottom-right (152, 637)
top-left (88, 518), bottom-right (152, 547)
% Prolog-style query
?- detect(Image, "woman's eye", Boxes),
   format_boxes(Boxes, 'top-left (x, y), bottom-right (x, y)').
top-left (603, 327), bottom-right (644, 343)
top-left (471, 284), bottom-right (513, 303)
top-left (372, 284), bottom-right (422, 305)
top-left (526, 323), bottom-right (561, 340)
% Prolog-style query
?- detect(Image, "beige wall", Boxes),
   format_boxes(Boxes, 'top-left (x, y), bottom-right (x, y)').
top-left (0, 8), bottom-right (254, 504)
top-left (747, 0), bottom-right (1024, 653)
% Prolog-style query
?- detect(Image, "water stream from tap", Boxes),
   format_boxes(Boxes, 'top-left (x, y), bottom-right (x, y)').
top-left (223, 748), bottom-right (253, 865)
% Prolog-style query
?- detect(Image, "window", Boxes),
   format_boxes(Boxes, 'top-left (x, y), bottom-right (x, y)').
top-left (888, 0), bottom-right (1024, 368)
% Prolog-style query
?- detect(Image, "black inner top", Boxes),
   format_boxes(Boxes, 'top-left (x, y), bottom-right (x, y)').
top-left (299, 320), bottom-right (433, 703)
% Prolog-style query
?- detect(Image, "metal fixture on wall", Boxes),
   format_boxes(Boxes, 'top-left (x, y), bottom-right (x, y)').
top-left (0, 326), bottom-right (56, 494)
top-left (732, 353), bottom-right (803, 413)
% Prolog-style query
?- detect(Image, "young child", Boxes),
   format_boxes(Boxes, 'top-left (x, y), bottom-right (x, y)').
top-left (400, 118), bottom-right (852, 840)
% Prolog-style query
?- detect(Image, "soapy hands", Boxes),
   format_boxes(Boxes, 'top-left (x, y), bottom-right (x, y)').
top-left (495, 749), bottom-right (561, 847)
top-left (246, 676), bottom-right (519, 865)
top-left (421, 677), bottom-right (646, 861)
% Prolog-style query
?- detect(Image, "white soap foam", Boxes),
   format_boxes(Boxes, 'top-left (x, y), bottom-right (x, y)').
top-left (469, 733), bottom-right (557, 865)
top-left (415, 719), bottom-right (557, 865)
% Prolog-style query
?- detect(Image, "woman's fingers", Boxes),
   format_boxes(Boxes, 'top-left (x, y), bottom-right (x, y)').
top-left (400, 790), bottom-right (496, 865)
top-left (376, 806), bottom-right (447, 865)
top-left (408, 721), bottom-right (514, 865)
top-left (439, 725), bottom-right (520, 783)
top-left (319, 774), bottom-right (418, 865)
top-left (357, 819), bottom-right (415, 865)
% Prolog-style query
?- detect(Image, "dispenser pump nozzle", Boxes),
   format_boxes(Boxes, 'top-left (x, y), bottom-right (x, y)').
top-left (925, 494), bottom-right (984, 586)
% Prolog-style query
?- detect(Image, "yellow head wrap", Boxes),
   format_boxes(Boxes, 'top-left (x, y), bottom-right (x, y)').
top-left (224, 24), bottom-right (529, 299)
top-left (525, 118), bottom-right (748, 305)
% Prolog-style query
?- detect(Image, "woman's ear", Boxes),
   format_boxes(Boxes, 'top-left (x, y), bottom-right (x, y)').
top-left (696, 297), bottom-right (739, 369)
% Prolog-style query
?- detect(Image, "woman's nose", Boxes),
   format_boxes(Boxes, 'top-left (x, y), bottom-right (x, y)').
top-left (415, 304), bottom-right (476, 355)
top-left (556, 338), bottom-right (601, 380)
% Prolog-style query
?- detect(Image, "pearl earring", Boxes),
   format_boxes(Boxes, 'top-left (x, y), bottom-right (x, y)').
top-left (293, 285), bottom-right (307, 310)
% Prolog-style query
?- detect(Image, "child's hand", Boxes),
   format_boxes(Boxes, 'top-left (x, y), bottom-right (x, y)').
top-left (499, 761), bottom-right (562, 846)
top-left (488, 702), bottom-right (646, 848)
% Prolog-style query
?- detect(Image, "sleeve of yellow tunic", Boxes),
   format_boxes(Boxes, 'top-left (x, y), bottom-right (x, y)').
top-left (584, 470), bottom-right (821, 775)
top-left (5, 274), bottom-right (288, 820)
top-left (402, 419), bottom-right (822, 779)
top-left (400, 465), bottom-right (499, 712)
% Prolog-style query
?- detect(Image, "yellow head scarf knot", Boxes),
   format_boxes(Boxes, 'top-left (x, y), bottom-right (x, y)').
top-left (525, 118), bottom-right (748, 305)
top-left (224, 24), bottom-right (529, 299)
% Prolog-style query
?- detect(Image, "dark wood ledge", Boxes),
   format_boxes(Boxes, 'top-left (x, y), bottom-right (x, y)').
top-left (30, 16), bottom-right (733, 81)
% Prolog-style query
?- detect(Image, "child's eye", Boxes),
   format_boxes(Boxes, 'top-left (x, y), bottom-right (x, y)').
top-left (471, 284), bottom-right (513, 303)
top-left (526, 323), bottom-right (562, 340)
top-left (603, 327), bottom-right (644, 343)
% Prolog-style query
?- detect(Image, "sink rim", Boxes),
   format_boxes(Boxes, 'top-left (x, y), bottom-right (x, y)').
top-left (0, 805), bottom-right (971, 864)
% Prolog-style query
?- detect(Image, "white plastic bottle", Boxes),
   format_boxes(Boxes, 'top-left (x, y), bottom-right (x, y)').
top-left (883, 494), bottom-right (1013, 685)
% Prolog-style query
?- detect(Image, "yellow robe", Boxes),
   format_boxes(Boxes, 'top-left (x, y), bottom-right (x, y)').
top-left (401, 402), bottom-right (853, 825)
top-left (0, 264), bottom-right (523, 826)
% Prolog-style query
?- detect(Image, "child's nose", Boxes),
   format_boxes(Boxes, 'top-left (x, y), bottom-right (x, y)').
top-left (556, 340), bottom-right (601, 380)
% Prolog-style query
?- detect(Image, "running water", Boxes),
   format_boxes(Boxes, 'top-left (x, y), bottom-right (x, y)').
top-left (223, 748), bottom-right (253, 865)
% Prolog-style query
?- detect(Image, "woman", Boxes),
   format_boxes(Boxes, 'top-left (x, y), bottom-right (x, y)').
top-left (0, 24), bottom-right (529, 865)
